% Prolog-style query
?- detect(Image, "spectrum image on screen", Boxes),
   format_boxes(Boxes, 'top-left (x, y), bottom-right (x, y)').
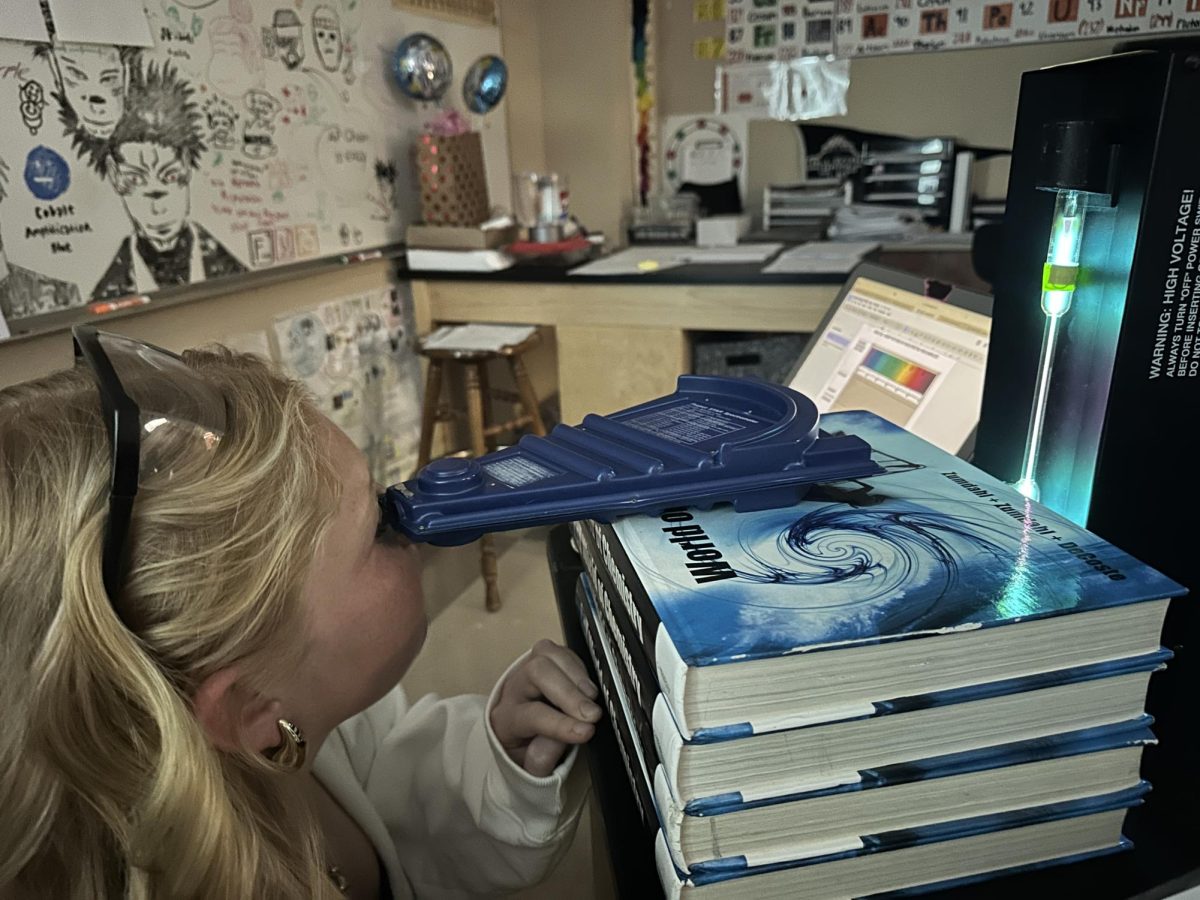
top-left (829, 346), bottom-right (938, 427)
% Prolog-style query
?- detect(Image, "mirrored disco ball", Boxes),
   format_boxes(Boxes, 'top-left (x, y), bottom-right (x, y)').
top-left (392, 33), bottom-right (452, 102)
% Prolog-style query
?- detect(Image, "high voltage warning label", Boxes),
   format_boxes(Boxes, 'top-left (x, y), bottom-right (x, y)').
top-left (1151, 189), bottom-right (1200, 380)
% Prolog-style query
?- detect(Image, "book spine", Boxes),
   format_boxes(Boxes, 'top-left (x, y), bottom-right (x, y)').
top-left (574, 575), bottom-right (661, 837)
top-left (575, 564), bottom-right (672, 793)
top-left (587, 520), bottom-right (664, 665)
top-left (591, 519), bottom-right (695, 737)
top-left (574, 522), bottom-right (667, 725)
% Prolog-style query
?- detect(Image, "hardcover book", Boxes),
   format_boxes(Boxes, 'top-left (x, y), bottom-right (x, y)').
top-left (576, 570), bottom-right (1160, 873)
top-left (575, 571), bottom-right (1150, 898)
top-left (575, 521), bottom-right (1168, 807)
top-left (589, 411), bottom-right (1184, 739)
top-left (652, 789), bottom-right (1146, 900)
top-left (575, 573), bottom-right (661, 837)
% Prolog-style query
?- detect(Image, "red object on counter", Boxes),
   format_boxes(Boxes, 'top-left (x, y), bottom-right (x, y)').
top-left (507, 235), bottom-right (592, 257)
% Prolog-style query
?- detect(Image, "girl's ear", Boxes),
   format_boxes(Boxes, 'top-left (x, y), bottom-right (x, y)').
top-left (193, 667), bottom-right (285, 755)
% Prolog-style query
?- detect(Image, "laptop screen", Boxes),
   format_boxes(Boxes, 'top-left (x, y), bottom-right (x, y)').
top-left (785, 267), bottom-right (992, 456)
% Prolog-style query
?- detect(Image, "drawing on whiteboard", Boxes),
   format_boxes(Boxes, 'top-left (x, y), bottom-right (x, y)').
top-left (92, 62), bottom-right (247, 300)
top-left (33, 43), bottom-right (142, 169)
top-left (203, 96), bottom-right (238, 150)
top-left (0, 156), bottom-right (82, 321)
top-left (18, 80), bottom-right (46, 135)
top-left (312, 5), bottom-right (345, 73)
top-left (0, 0), bottom-right (508, 308)
top-left (371, 159), bottom-right (398, 219)
top-left (206, 14), bottom-right (264, 97)
top-left (165, 5), bottom-right (205, 39)
top-left (247, 227), bottom-right (275, 267)
top-left (265, 157), bottom-right (307, 192)
top-left (264, 9), bottom-right (306, 70)
top-left (314, 121), bottom-right (374, 206)
top-left (241, 89), bottom-right (280, 159)
top-left (23, 145), bottom-right (70, 201)
top-left (294, 223), bottom-right (319, 258)
top-left (278, 82), bottom-right (311, 125)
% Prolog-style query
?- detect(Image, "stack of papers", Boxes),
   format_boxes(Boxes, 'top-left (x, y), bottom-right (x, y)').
top-left (1, 0), bottom-right (51, 40)
top-left (762, 241), bottom-right (880, 275)
top-left (570, 244), bottom-right (783, 277)
top-left (762, 182), bottom-right (847, 231)
top-left (406, 248), bottom-right (514, 273)
top-left (421, 323), bottom-right (537, 353)
top-left (828, 205), bottom-right (931, 241)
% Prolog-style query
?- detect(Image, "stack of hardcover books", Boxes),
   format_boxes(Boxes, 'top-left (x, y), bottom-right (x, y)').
top-left (569, 410), bottom-right (1183, 899)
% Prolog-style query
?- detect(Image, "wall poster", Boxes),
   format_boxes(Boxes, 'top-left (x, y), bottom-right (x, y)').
top-left (272, 286), bottom-right (423, 484)
top-left (726, 0), bottom-right (1200, 60)
top-left (725, 0), bottom-right (837, 62)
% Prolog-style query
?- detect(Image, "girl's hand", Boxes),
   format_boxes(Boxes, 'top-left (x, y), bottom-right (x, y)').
top-left (490, 639), bottom-right (603, 776)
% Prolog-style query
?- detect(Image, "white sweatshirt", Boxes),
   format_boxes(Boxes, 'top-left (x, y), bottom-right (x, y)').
top-left (312, 654), bottom-right (588, 898)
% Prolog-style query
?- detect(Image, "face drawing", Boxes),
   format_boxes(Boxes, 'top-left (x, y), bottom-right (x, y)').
top-left (312, 6), bottom-right (343, 72)
top-left (209, 112), bottom-right (235, 141)
top-left (273, 10), bottom-right (306, 70)
top-left (242, 90), bottom-right (281, 160)
top-left (205, 96), bottom-right (238, 149)
top-left (109, 142), bottom-right (192, 251)
top-left (53, 45), bottom-right (126, 139)
top-left (208, 17), bottom-right (260, 96)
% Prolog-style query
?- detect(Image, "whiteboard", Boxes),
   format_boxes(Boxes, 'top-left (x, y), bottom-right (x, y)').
top-left (0, 0), bottom-right (510, 325)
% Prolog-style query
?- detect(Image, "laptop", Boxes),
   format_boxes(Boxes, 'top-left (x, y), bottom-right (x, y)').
top-left (783, 262), bottom-right (993, 458)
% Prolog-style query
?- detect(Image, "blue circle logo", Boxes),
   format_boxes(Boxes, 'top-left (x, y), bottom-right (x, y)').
top-left (24, 146), bottom-right (70, 201)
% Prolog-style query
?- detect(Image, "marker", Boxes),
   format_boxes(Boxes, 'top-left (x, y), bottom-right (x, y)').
top-left (342, 249), bottom-right (384, 264)
top-left (90, 295), bottom-right (150, 315)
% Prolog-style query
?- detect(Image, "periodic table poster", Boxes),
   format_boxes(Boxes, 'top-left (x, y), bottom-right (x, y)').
top-left (727, 0), bottom-right (1200, 59)
top-left (726, 0), bottom-right (837, 62)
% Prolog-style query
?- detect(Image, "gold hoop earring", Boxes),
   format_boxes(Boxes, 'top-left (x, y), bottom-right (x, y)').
top-left (265, 718), bottom-right (306, 772)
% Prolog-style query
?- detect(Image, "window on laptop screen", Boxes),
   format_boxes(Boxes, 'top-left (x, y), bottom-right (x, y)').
top-left (785, 275), bottom-right (992, 455)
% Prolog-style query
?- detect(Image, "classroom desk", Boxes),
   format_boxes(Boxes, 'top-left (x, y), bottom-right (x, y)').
top-left (402, 245), bottom-right (989, 424)
top-left (405, 261), bottom-right (846, 424)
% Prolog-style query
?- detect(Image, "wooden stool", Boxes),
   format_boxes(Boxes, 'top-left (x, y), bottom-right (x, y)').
top-left (414, 324), bottom-right (547, 612)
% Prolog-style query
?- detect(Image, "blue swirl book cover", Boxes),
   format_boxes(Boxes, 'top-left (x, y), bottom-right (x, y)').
top-left (612, 411), bottom-right (1186, 670)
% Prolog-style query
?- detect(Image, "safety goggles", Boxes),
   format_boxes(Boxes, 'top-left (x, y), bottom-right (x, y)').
top-left (72, 326), bottom-right (227, 615)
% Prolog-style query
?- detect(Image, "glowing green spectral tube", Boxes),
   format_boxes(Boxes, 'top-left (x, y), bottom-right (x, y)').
top-left (1015, 189), bottom-right (1085, 501)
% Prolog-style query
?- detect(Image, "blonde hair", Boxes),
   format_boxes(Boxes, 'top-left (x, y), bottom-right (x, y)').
top-left (0, 348), bottom-right (344, 899)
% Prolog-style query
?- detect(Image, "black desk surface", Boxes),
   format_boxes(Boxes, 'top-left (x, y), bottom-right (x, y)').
top-left (397, 256), bottom-right (847, 287)
top-left (543, 524), bottom-right (1200, 900)
top-left (401, 229), bottom-right (834, 285)
top-left (397, 242), bottom-right (990, 294)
